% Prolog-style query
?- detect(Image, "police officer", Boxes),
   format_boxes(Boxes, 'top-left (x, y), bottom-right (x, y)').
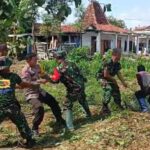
top-left (0, 45), bottom-right (35, 148)
top-left (97, 48), bottom-right (127, 116)
top-left (21, 53), bottom-right (66, 136)
top-left (52, 51), bottom-right (91, 131)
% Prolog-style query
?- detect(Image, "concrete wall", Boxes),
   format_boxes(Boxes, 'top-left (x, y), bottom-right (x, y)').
top-left (82, 31), bottom-right (128, 54)
top-left (82, 31), bottom-right (97, 49)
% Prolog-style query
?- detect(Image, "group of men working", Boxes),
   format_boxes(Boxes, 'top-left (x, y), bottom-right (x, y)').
top-left (0, 43), bottom-right (150, 148)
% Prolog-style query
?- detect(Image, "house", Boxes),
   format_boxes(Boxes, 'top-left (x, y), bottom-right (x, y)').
top-left (60, 1), bottom-right (132, 55)
top-left (133, 26), bottom-right (150, 54)
top-left (34, 1), bottom-right (134, 55)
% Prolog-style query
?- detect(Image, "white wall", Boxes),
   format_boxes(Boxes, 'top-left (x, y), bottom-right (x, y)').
top-left (82, 31), bottom-right (128, 53)
top-left (82, 32), bottom-right (97, 49)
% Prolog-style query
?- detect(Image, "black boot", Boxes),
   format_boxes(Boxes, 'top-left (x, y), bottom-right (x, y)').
top-left (99, 104), bottom-right (111, 117)
top-left (25, 139), bottom-right (36, 148)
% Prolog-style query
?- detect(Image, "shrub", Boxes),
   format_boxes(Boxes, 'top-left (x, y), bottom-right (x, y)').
top-left (39, 59), bottom-right (58, 74)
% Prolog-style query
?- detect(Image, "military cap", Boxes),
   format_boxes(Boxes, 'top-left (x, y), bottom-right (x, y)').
top-left (0, 56), bottom-right (12, 71)
top-left (53, 51), bottom-right (66, 59)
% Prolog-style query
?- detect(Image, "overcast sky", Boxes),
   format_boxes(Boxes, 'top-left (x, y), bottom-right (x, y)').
top-left (65, 0), bottom-right (150, 29)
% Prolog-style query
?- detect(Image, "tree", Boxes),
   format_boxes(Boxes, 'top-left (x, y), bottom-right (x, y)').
top-left (45, 0), bottom-right (81, 22)
top-left (0, 0), bottom-right (46, 42)
top-left (73, 4), bottom-right (85, 47)
top-left (108, 16), bottom-right (127, 29)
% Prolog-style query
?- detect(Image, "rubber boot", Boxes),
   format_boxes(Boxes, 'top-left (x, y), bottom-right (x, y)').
top-left (138, 98), bottom-right (148, 112)
top-left (99, 103), bottom-right (111, 117)
top-left (65, 109), bottom-right (74, 131)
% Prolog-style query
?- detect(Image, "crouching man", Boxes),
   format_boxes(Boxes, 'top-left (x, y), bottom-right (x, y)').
top-left (0, 55), bottom-right (35, 148)
top-left (135, 65), bottom-right (150, 112)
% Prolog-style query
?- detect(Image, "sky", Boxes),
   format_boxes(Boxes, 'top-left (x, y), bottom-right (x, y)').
top-left (65, 0), bottom-right (150, 29)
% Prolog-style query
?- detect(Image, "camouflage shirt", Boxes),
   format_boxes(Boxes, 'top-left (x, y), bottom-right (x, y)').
top-left (97, 59), bottom-right (121, 80)
top-left (0, 72), bottom-right (22, 107)
top-left (57, 61), bottom-right (86, 92)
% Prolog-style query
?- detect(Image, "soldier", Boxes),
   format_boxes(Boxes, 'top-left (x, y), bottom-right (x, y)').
top-left (21, 53), bottom-right (65, 136)
top-left (135, 65), bottom-right (150, 112)
top-left (0, 52), bottom-right (35, 148)
top-left (96, 48), bottom-right (127, 116)
top-left (52, 51), bottom-right (91, 131)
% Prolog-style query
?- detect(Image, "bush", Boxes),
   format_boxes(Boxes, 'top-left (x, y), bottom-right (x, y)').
top-left (39, 59), bottom-right (58, 74)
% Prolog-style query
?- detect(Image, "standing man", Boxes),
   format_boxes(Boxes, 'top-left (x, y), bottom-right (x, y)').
top-left (21, 53), bottom-right (65, 136)
top-left (135, 65), bottom-right (150, 112)
top-left (52, 51), bottom-right (91, 131)
top-left (96, 48), bottom-right (127, 116)
top-left (0, 52), bottom-right (35, 147)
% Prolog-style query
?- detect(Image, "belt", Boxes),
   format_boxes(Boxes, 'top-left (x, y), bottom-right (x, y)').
top-left (0, 88), bottom-right (13, 94)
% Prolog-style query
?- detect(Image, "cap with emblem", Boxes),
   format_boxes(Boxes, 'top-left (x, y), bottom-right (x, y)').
top-left (0, 56), bottom-right (12, 71)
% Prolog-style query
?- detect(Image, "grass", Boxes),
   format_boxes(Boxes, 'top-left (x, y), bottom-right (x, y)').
top-left (1, 54), bottom-right (150, 149)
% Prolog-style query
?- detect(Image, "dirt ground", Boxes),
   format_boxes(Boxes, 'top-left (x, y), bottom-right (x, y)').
top-left (1, 61), bottom-right (150, 150)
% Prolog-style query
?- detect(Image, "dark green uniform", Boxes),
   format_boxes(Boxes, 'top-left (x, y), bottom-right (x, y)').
top-left (97, 59), bottom-right (123, 113)
top-left (0, 72), bottom-right (32, 141)
top-left (58, 62), bottom-right (89, 110)
top-left (57, 61), bottom-right (91, 129)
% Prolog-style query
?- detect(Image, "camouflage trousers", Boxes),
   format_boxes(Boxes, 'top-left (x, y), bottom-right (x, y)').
top-left (100, 79), bottom-right (122, 106)
top-left (63, 88), bottom-right (90, 112)
top-left (0, 103), bottom-right (32, 140)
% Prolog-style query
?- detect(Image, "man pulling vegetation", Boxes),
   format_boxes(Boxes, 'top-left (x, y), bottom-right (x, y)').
top-left (0, 44), bottom-right (35, 148)
top-left (51, 51), bottom-right (91, 131)
top-left (97, 48), bottom-right (128, 116)
top-left (21, 53), bottom-right (65, 136)
top-left (135, 65), bottom-right (150, 112)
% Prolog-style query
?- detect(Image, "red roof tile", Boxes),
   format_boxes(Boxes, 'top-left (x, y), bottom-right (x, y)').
top-left (96, 24), bottom-right (129, 33)
top-left (61, 25), bottom-right (78, 33)
top-left (62, 1), bottom-right (129, 34)
top-left (83, 1), bottom-right (109, 26)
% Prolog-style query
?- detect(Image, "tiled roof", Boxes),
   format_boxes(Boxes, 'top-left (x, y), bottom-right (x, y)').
top-left (62, 1), bottom-right (129, 34)
top-left (61, 25), bottom-right (78, 33)
top-left (34, 1), bottom-right (129, 34)
top-left (83, 1), bottom-right (109, 26)
top-left (96, 24), bottom-right (129, 33)
top-left (134, 26), bottom-right (150, 31)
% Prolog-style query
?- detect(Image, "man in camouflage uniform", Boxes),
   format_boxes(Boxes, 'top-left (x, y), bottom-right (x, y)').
top-left (21, 53), bottom-right (65, 136)
top-left (0, 44), bottom-right (35, 148)
top-left (52, 51), bottom-right (91, 131)
top-left (97, 48), bottom-right (127, 116)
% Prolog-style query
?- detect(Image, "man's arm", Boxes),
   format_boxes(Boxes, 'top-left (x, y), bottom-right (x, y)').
top-left (18, 82), bottom-right (37, 89)
top-left (117, 71), bottom-right (127, 87)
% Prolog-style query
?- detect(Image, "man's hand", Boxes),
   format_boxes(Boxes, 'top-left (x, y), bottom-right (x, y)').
top-left (37, 79), bottom-right (48, 84)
